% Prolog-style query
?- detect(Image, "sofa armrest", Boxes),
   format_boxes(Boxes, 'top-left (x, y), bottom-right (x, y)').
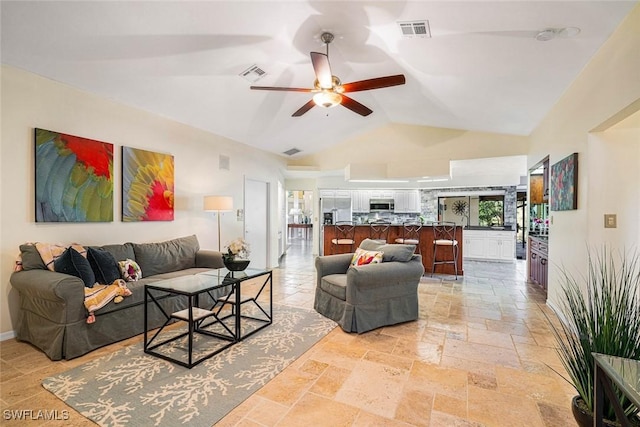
top-left (315, 253), bottom-right (352, 283)
top-left (195, 250), bottom-right (224, 269)
top-left (345, 255), bottom-right (424, 304)
top-left (10, 269), bottom-right (86, 322)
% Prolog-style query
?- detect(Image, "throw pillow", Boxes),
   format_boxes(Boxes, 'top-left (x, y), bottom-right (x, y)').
top-left (358, 239), bottom-right (416, 262)
top-left (54, 247), bottom-right (96, 288)
top-left (87, 247), bottom-right (121, 285)
top-left (350, 248), bottom-right (383, 267)
top-left (377, 244), bottom-right (416, 262)
top-left (118, 259), bottom-right (142, 281)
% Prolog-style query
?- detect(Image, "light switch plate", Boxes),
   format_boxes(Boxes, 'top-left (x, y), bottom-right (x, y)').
top-left (604, 214), bottom-right (617, 228)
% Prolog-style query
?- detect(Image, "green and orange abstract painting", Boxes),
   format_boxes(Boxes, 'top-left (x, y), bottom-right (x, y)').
top-left (35, 128), bottom-right (114, 222)
top-left (122, 147), bottom-right (174, 222)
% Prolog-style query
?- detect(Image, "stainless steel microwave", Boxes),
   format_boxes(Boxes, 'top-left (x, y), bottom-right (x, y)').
top-left (369, 199), bottom-right (394, 212)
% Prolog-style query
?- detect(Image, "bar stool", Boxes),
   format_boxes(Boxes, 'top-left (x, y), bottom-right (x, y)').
top-left (431, 221), bottom-right (458, 279)
top-left (394, 221), bottom-right (422, 254)
top-left (369, 220), bottom-right (391, 243)
top-left (331, 221), bottom-right (356, 254)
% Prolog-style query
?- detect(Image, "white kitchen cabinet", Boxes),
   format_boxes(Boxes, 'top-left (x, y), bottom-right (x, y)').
top-left (352, 190), bottom-right (370, 213)
top-left (464, 233), bottom-right (485, 258)
top-left (407, 190), bottom-right (420, 212)
top-left (320, 189), bottom-right (351, 199)
top-left (393, 190), bottom-right (420, 213)
top-left (393, 191), bottom-right (408, 213)
top-left (370, 190), bottom-right (393, 199)
top-left (463, 229), bottom-right (515, 262)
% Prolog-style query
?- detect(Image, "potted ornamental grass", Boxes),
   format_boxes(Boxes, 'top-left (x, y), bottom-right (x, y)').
top-left (547, 247), bottom-right (640, 426)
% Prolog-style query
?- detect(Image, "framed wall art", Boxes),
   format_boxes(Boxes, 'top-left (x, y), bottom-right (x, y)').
top-left (35, 128), bottom-right (113, 222)
top-left (550, 152), bottom-right (578, 211)
top-left (122, 146), bottom-right (174, 221)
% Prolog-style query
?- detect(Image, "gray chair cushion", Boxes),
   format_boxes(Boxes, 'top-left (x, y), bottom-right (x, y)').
top-left (358, 239), bottom-right (416, 262)
top-left (132, 235), bottom-right (199, 277)
top-left (320, 274), bottom-right (348, 301)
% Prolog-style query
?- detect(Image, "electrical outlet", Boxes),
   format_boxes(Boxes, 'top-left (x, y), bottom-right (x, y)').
top-left (604, 214), bottom-right (617, 228)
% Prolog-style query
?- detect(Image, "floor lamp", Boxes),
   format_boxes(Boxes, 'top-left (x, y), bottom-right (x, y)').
top-left (203, 196), bottom-right (234, 252)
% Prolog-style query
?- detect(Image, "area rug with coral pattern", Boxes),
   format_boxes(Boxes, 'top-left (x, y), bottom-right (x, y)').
top-left (42, 305), bottom-right (336, 426)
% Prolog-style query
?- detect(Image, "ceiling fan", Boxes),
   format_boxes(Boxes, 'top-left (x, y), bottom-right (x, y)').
top-left (250, 32), bottom-right (406, 117)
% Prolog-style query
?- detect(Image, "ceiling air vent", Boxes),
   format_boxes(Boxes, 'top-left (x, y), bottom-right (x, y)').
top-left (283, 148), bottom-right (301, 156)
top-left (239, 64), bottom-right (266, 83)
top-left (398, 20), bottom-right (431, 38)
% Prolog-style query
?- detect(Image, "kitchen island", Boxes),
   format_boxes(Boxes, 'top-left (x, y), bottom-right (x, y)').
top-left (322, 224), bottom-right (463, 276)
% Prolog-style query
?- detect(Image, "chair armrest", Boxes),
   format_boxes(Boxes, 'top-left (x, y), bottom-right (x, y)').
top-left (10, 269), bottom-right (86, 322)
top-left (345, 255), bottom-right (424, 304)
top-left (315, 253), bottom-right (352, 283)
top-left (196, 250), bottom-right (224, 269)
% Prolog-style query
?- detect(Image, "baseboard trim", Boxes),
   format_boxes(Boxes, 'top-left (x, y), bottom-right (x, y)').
top-left (0, 330), bottom-right (16, 342)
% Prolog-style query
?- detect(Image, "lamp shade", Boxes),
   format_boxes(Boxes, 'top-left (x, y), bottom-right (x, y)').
top-left (203, 195), bottom-right (233, 212)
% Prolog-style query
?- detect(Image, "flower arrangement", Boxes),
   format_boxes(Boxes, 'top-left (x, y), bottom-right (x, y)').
top-left (224, 238), bottom-right (250, 260)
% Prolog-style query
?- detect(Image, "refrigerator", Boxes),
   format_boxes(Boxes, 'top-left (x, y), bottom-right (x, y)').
top-left (321, 197), bottom-right (352, 223)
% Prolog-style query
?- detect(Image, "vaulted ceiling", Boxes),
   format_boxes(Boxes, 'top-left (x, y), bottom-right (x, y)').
top-left (1, 1), bottom-right (636, 160)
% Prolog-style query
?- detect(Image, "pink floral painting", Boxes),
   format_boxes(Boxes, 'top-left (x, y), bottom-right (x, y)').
top-left (550, 153), bottom-right (578, 211)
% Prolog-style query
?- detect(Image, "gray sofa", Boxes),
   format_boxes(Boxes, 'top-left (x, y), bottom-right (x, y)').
top-left (314, 239), bottom-right (425, 333)
top-left (10, 235), bottom-right (225, 360)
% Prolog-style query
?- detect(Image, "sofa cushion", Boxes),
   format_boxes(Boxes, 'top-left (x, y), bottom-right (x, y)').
top-left (91, 243), bottom-right (135, 262)
top-left (87, 247), bottom-right (121, 285)
top-left (19, 244), bottom-right (46, 270)
top-left (320, 274), bottom-right (347, 301)
top-left (132, 235), bottom-right (199, 277)
top-left (350, 248), bottom-right (383, 266)
top-left (54, 247), bottom-right (96, 288)
top-left (358, 239), bottom-right (416, 262)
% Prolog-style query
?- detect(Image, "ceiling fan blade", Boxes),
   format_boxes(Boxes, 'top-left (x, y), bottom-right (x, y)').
top-left (310, 52), bottom-right (333, 89)
top-left (340, 95), bottom-right (373, 116)
top-left (342, 74), bottom-right (406, 93)
top-left (292, 99), bottom-right (316, 117)
top-left (250, 86), bottom-right (313, 92)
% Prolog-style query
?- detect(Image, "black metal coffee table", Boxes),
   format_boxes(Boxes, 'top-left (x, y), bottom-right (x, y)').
top-left (144, 268), bottom-right (272, 368)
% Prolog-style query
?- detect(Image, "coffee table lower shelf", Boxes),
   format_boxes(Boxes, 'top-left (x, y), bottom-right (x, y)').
top-left (145, 306), bottom-right (237, 369)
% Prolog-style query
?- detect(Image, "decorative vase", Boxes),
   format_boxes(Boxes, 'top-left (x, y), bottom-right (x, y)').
top-left (571, 396), bottom-right (623, 427)
top-left (223, 257), bottom-right (250, 271)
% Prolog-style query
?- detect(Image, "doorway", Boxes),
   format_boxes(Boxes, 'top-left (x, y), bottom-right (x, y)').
top-left (244, 178), bottom-right (269, 269)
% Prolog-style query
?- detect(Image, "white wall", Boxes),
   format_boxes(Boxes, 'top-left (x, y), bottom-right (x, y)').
top-left (528, 4), bottom-right (640, 307)
top-left (0, 66), bottom-right (287, 336)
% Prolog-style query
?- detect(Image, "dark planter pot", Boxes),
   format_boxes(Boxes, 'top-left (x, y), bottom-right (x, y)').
top-left (223, 258), bottom-right (250, 271)
top-left (572, 395), bottom-right (622, 427)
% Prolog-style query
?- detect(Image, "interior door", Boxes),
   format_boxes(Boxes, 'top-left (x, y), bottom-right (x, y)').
top-left (244, 178), bottom-right (269, 269)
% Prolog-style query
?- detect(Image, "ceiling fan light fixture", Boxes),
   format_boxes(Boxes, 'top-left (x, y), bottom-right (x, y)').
top-left (313, 91), bottom-right (342, 108)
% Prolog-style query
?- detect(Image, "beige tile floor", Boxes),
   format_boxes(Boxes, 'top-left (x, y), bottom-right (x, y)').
top-left (0, 237), bottom-right (578, 426)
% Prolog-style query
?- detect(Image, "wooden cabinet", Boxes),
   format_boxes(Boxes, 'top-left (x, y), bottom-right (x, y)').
top-left (463, 230), bottom-right (515, 262)
top-left (530, 174), bottom-right (544, 204)
top-left (529, 236), bottom-right (548, 290)
top-left (393, 190), bottom-right (420, 213)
